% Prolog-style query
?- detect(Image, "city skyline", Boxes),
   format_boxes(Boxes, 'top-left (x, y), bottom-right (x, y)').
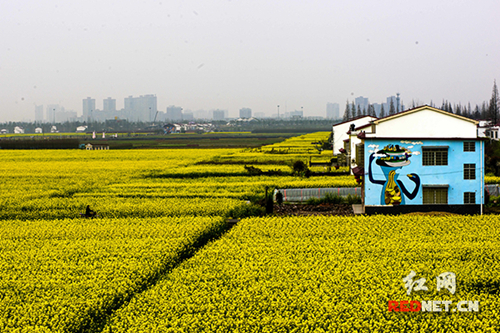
top-left (1, 0), bottom-right (499, 122)
top-left (28, 92), bottom-right (410, 123)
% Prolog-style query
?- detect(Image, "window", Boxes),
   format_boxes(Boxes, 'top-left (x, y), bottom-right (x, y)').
top-left (344, 140), bottom-right (349, 153)
top-left (464, 164), bottom-right (476, 180)
top-left (356, 143), bottom-right (364, 167)
top-left (464, 142), bottom-right (475, 152)
top-left (422, 147), bottom-right (448, 166)
top-left (464, 192), bottom-right (476, 204)
top-left (423, 187), bottom-right (448, 204)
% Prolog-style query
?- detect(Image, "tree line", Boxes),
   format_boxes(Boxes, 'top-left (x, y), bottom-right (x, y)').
top-left (343, 80), bottom-right (500, 124)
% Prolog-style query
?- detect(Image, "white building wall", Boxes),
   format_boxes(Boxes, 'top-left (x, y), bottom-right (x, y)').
top-left (373, 109), bottom-right (477, 138)
top-left (332, 116), bottom-right (377, 154)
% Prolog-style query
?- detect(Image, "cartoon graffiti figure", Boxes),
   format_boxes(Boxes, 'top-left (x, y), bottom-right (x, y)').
top-left (368, 144), bottom-right (420, 205)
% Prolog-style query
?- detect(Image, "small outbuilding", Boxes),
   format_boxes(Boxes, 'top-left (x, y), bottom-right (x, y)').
top-left (85, 143), bottom-right (109, 150)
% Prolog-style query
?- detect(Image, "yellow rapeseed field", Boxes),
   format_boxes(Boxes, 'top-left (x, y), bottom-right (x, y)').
top-left (0, 131), bottom-right (497, 332)
top-left (104, 215), bottom-right (500, 332)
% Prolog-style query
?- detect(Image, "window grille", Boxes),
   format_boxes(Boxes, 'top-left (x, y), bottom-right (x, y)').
top-left (464, 164), bottom-right (476, 180)
top-left (463, 142), bottom-right (475, 152)
top-left (422, 148), bottom-right (448, 166)
top-left (356, 143), bottom-right (364, 167)
top-left (423, 187), bottom-right (448, 204)
top-left (464, 192), bottom-right (476, 204)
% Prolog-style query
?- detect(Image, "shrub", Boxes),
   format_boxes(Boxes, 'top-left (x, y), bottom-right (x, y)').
top-left (291, 160), bottom-right (311, 177)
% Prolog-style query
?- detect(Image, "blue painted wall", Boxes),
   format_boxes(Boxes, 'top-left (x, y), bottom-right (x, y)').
top-left (364, 138), bottom-right (484, 206)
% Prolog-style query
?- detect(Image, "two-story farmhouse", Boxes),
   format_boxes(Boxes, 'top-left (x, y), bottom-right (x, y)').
top-left (351, 105), bottom-right (484, 214)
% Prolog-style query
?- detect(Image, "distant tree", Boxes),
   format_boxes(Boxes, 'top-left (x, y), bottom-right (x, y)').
top-left (481, 102), bottom-right (489, 119)
top-left (488, 80), bottom-right (500, 125)
top-left (448, 102), bottom-right (453, 114)
top-left (455, 104), bottom-right (462, 116)
top-left (357, 105), bottom-right (362, 117)
top-left (343, 100), bottom-right (351, 121)
top-left (389, 99), bottom-right (395, 115)
top-left (351, 102), bottom-right (356, 118)
top-left (412, 100), bottom-right (416, 108)
top-left (473, 105), bottom-right (481, 119)
top-left (379, 104), bottom-right (386, 118)
top-left (369, 104), bottom-right (376, 117)
top-left (441, 100), bottom-right (449, 112)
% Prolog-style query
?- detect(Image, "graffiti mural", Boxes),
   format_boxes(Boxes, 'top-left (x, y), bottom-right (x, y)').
top-left (368, 143), bottom-right (421, 205)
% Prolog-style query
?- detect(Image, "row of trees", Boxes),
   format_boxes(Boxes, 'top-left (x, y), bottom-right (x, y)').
top-left (343, 80), bottom-right (500, 124)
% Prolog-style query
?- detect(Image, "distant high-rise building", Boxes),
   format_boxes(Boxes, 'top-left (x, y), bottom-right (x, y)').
top-left (124, 95), bottom-right (157, 121)
top-left (144, 95), bottom-right (157, 122)
top-left (83, 97), bottom-right (95, 121)
top-left (166, 105), bottom-right (183, 121)
top-left (213, 109), bottom-right (225, 120)
top-left (355, 96), bottom-right (369, 113)
top-left (194, 110), bottom-right (208, 119)
top-left (182, 110), bottom-right (194, 120)
top-left (239, 107), bottom-right (252, 118)
top-left (326, 103), bottom-right (340, 119)
top-left (47, 104), bottom-right (62, 123)
top-left (372, 103), bottom-right (382, 117)
top-left (124, 95), bottom-right (136, 112)
top-left (103, 97), bottom-right (116, 112)
top-left (34, 105), bottom-right (44, 123)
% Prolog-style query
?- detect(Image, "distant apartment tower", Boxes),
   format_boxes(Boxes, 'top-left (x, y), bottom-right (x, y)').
top-left (103, 97), bottom-right (116, 112)
top-left (213, 109), bottom-right (225, 120)
top-left (139, 94), bottom-right (157, 122)
top-left (46, 104), bottom-right (62, 123)
top-left (182, 110), bottom-right (194, 120)
top-left (326, 103), bottom-right (340, 119)
top-left (124, 95), bottom-right (157, 122)
top-left (194, 110), bottom-right (208, 119)
top-left (34, 105), bottom-right (44, 123)
top-left (355, 96), bottom-right (369, 113)
top-left (372, 103), bottom-right (382, 117)
top-left (166, 106), bottom-right (183, 121)
top-left (239, 108), bottom-right (252, 118)
top-left (83, 97), bottom-right (96, 121)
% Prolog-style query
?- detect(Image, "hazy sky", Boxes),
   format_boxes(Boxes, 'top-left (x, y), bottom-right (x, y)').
top-left (1, 0), bottom-right (499, 121)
